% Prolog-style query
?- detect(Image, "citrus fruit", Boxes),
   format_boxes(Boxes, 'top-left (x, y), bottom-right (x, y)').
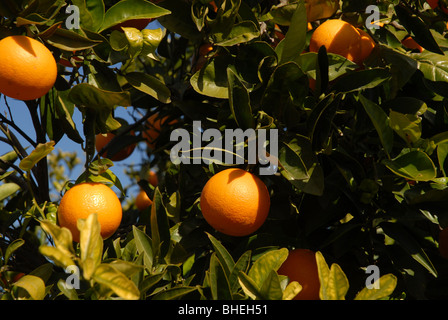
top-left (143, 113), bottom-right (177, 150)
top-left (439, 227), bottom-right (448, 259)
top-left (0, 35), bottom-right (57, 101)
top-left (200, 168), bottom-right (270, 237)
top-left (147, 170), bottom-right (159, 187)
top-left (57, 182), bottom-right (123, 243)
top-left (309, 19), bottom-right (363, 64)
top-left (95, 132), bottom-right (136, 161)
top-left (306, 0), bottom-right (339, 22)
top-left (136, 190), bottom-right (153, 211)
top-left (401, 36), bottom-right (424, 53)
top-left (356, 28), bottom-right (376, 64)
top-left (277, 248), bottom-right (321, 300)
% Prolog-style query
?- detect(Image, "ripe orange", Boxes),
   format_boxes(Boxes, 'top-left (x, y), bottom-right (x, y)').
top-left (401, 36), bottom-right (424, 53)
top-left (200, 168), bottom-right (270, 237)
top-left (142, 113), bottom-right (177, 150)
top-left (277, 248), bottom-right (321, 300)
top-left (356, 28), bottom-right (376, 64)
top-left (0, 35), bottom-right (57, 101)
top-left (136, 190), bottom-right (153, 211)
top-left (309, 19), bottom-right (363, 64)
top-left (95, 131), bottom-right (136, 161)
top-left (147, 170), bottom-right (159, 186)
top-left (57, 182), bottom-right (122, 243)
top-left (439, 227), bottom-right (448, 259)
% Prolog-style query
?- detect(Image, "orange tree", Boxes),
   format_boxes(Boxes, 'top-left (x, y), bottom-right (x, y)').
top-left (1, 0), bottom-right (448, 300)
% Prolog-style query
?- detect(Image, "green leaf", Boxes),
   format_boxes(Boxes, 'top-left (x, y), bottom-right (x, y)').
top-left (359, 95), bottom-right (394, 158)
top-left (100, 0), bottom-right (171, 32)
top-left (380, 222), bottom-right (438, 277)
top-left (19, 141), bottom-right (55, 171)
top-left (151, 286), bottom-right (198, 300)
top-left (139, 271), bottom-right (165, 294)
top-left (92, 264), bottom-right (140, 300)
top-left (278, 142), bottom-right (309, 181)
top-left (229, 250), bottom-right (251, 293)
top-left (38, 246), bottom-right (75, 269)
top-left (248, 248), bottom-right (288, 288)
top-left (71, 0), bottom-right (105, 32)
top-left (0, 183), bottom-right (21, 202)
top-left (4, 239), bottom-right (25, 263)
top-left (44, 27), bottom-right (102, 51)
top-left (12, 275), bottom-right (46, 300)
top-left (132, 226), bottom-right (154, 271)
top-left (238, 271), bottom-right (261, 300)
top-left (157, 0), bottom-right (202, 40)
top-left (40, 220), bottom-right (74, 256)
top-left (57, 279), bottom-right (79, 300)
top-left (227, 68), bottom-right (255, 129)
top-left (213, 20), bottom-right (260, 47)
top-left (389, 110), bottom-right (422, 144)
top-left (209, 253), bottom-right (233, 300)
top-left (282, 281), bottom-right (302, 300)
top-left (190, 55), bottom-right (234, 99)
top-left (150, 187), bottom-right (171, 261)
top-left (278, 0), bottom-right (307, 63)
top-left (331, 68), bottom-right (391, 93)
top-left (415, 52), bottom-right (448, 82)
top-left (78, 213), bottom-right (103, 280)
top-left (68, 83), bottom-right (132, 109)
top-left (206, 233), bottom-right (235, 278)
top-left (124, 72), bottom-right (171, 104)
top-left (354, 273), bottom-right (398, 300)
top-left (383, 150), bottom-right (437, 182)
top-left (438, 142), bottom-right (448, 176)
top-left (259, 270), bottom-right (283, 300)
top-left (316, 251), bottom-right (349, 300)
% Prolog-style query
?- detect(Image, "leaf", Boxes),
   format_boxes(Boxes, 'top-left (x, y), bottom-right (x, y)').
top-left (278, 0), bottom-right (307, 63)
top-left (227, 68), bottom-right (255, 129)
top-left (206, 233), bottom-right (235, 278)
top-left (259, 270), bottom-right (283, 300)
top-left (316, 251), bottom-right (349, 300)
top-left (12, 275), bottom-right (46, 300)
top-left (331, 68), bottom-right (391, 93)
top-left (383, 150), bottom-right (437, 182)
top-left (229, 250), bottom-right (251, 293)
top-left (150, 187), bottom-right (171, 260)
top-left (38, 246), bottom-right (75, 269)
top-left (380, 222), bottom-right (438, 277)
top-left (133, 226), bottom-right (154, 271)
top-left (248, 248), bottom-right (288, 288)
top-left (359, 95), bottom-right (394, 158)
top-left (415, 52), bottom-right (448, 82)
top-left (78, 213), bottom-right (103, 280)
top-left (278, 142), bottom-right (309, 181)
top-left (157, 0), bottom-right (202, 41)
top-left (209, 253), bottom-right (232, 300)
top-left (4, 239), bottom-right (25, 263)
top-left (19, 141), bottom-right (55, 171)
top-left (71, 0), bottom-right (105, 32)
top-left (40, 220), bottom-right (74, 256)
top-left (44, 27), bottom-right (102, 51)
top-left (354, 273), bottom-right (398, 300)
top-left (238, 271), bottom-right (261, 300)
top-left (389, 110), bottom-right (422, 144)
top-left (139, 271), bottom-right (165, 294)
top-left (0, 183), bottom-right (21, 202)
top-left (213, 20), bottom-right (260, 47)
top-left (92, 264), bottom-right (140, 300)
top-left (151, 286), bottom-right (198, 300)
top-left (99, 0), bottom-right (171, 32)
top-left (282, 281), bottom-right (302, 300)
top-left (190, 55), bottom-right (234, 99)
top-left (68, 83), bottom-right (132, 109)
top-left (124, 72), bottom-right (171, 104)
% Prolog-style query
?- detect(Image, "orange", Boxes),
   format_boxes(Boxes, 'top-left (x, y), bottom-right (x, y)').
top-left (356, 28), bottom-right (376, 64)
top-left (95, 132), bottom-right (136, 161)
top-left (136, 190), bottom-right (153, 211)
top-left (200, 168), bottom-right (270, 237)
top-left (427, 0), bottom-right (438, 8)
top-left (147, 170), bottom-right (159, 187)
top-left (0, 35), bottom-right (57, 101)
top-left (439, 227), bottom-right (448, 259)
top-left (309, 19), bottom-right (363, 64)
top-left (277, 248), bottom-right (321, 300)
top-left (142, 113), bottom-right (177, 150)
top-left (401, 36), bottom-right (424, 53)
top-left (57, 182), bottom-right (122, 243)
